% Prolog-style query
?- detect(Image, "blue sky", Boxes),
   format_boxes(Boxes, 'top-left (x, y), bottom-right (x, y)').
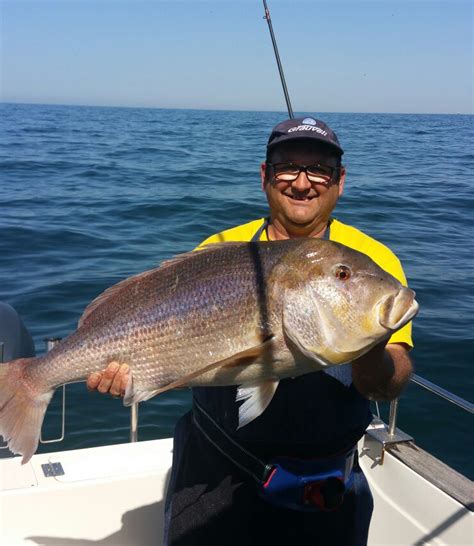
top-left (1, 1), bottom-right (472, 114)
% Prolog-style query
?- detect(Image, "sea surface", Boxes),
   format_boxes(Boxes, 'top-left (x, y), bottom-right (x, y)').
top-left (0, 103), bottom-right (472, 479)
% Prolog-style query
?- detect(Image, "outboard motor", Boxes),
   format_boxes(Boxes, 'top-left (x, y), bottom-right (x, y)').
top-left (0, 301), bottom-right (36, 458)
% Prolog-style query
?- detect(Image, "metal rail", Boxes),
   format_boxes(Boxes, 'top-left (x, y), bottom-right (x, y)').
top-left (0, 336), bottom-right (138, 450)
top-left (387, 373), bottom-right (473, 438)
top-left (40, 338), bottom-right (66, 445)
top-left (410, 373), bottom-right (473, 414)
top-left (130, 403), bottom-right (138, 443)
top-left (40, 338), bottom-right (139, 444)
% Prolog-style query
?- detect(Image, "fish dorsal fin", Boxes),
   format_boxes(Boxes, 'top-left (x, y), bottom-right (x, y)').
top-left (156, 242), bottom-right (255, 271)
top-left (78, 267), bottom-right (161, 328)
top-left (123, 336), bottom-right (274, 406)
top-left (79, 244), bottom-right (244, 329)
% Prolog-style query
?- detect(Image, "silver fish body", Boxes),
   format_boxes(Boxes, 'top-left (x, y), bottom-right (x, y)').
top-left (0, 239), bottom-right (418, 462)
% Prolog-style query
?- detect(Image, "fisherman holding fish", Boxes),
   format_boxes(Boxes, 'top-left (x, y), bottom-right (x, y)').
top-left (87, 118), bottom-right (416, 545)
top-left (0, 118), bottom-right (417, 546)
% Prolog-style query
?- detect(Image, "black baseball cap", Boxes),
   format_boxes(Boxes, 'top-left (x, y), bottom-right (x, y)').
top-left (267, 117), bottom-right (344, 156)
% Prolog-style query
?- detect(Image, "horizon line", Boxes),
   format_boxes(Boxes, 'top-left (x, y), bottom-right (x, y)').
top-left (1, 100), bottom-right (472, 117)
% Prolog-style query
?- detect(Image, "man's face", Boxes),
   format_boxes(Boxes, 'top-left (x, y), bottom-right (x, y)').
top-left (261, 140), bottom-right (345, 234)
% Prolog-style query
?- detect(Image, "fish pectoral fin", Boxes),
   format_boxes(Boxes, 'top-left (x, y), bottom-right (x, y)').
top-left (124, 337), bottom-right (275, 404)
top-left (219, 336), bottom-right (274, 368)
top-left (123, 372), bottom-right (159, 406)
top-left (236, 379), bottom-right (279, 429)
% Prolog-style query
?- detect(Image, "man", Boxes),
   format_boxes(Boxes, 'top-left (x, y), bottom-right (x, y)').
top-left (88, 117), bottom-right (413, 545)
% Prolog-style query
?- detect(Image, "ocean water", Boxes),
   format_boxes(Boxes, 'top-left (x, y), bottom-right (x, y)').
top-left (0, 103), bottom-right (472, 479)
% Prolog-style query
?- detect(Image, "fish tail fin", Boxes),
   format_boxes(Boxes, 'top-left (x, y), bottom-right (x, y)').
top-left (0, 358), bottom-right (54, 464)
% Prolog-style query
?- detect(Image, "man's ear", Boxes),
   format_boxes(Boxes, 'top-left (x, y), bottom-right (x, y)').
top-left (260, 162), bottom-right (267, 191)
top-left (338, 166), bottom-right (346, 196)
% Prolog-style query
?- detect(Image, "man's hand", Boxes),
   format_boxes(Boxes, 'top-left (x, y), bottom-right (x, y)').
top-left (87, 361), bottom-right (130, 398)
top-left (351, 342), bottom-right (413, 401)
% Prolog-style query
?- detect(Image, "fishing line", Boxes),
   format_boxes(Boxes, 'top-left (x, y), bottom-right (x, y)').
top-left (262, 0), bottom-right (294, 118)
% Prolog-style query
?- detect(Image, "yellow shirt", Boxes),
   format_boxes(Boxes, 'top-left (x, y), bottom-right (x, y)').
top-left (198, 217), bottom-right (413, 349)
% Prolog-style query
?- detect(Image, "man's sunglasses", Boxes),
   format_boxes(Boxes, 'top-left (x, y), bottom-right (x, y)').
top-left (267, 163), bottom-right (341, 185)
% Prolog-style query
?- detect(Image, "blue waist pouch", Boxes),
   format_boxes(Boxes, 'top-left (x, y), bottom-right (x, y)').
top-left (260, 449), bottom-right (356, 511)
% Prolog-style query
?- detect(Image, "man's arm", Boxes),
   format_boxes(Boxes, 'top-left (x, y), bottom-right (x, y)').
top-left (351, 342), bottom-right (413, 401)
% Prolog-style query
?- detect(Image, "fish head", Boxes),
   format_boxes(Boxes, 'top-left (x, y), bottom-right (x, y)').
top-left (279, 239), bottom-right (419, 365)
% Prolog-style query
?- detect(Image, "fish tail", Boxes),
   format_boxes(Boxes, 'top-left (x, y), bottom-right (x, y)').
top-left (0, 358), bottom-right (54, 464)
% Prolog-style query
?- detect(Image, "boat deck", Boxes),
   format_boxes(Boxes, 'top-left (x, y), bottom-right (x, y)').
top-left (1, 437), bottom-right (472, 545)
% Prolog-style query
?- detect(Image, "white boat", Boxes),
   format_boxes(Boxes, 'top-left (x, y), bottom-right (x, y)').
top-left (1, 379), bottom-right (472, 546)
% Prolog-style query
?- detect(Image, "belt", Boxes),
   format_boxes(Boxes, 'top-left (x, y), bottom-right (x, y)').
top-left (192, 399), bottom-right (357, 511)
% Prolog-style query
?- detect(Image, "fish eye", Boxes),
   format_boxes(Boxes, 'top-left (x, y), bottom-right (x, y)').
top-left (334, 265), bottom-right (351, 281)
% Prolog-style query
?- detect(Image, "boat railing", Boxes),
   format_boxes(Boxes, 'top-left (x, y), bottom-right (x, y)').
top-left (381, 373), bottom-right (474, 441)
top-left (39, 339), bottom-right (66, 445)
top-left (37, 338), bottom-right (140, 445)
top-left (0, 340), bottom-right (473, 454)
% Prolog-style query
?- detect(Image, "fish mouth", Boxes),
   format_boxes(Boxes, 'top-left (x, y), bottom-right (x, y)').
top-left (378, 287), bottom-right (419, 331)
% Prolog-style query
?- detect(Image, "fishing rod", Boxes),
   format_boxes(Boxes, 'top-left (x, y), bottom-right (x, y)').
top-left (262, 0), bottom-right (294, 119)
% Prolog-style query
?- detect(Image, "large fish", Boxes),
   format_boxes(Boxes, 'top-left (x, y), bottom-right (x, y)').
top-left (0, 239), bottom-right (418, 463)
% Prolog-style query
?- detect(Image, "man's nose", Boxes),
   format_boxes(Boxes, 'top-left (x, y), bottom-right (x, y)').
top-left (292, 170), bottom-right (312, 190)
